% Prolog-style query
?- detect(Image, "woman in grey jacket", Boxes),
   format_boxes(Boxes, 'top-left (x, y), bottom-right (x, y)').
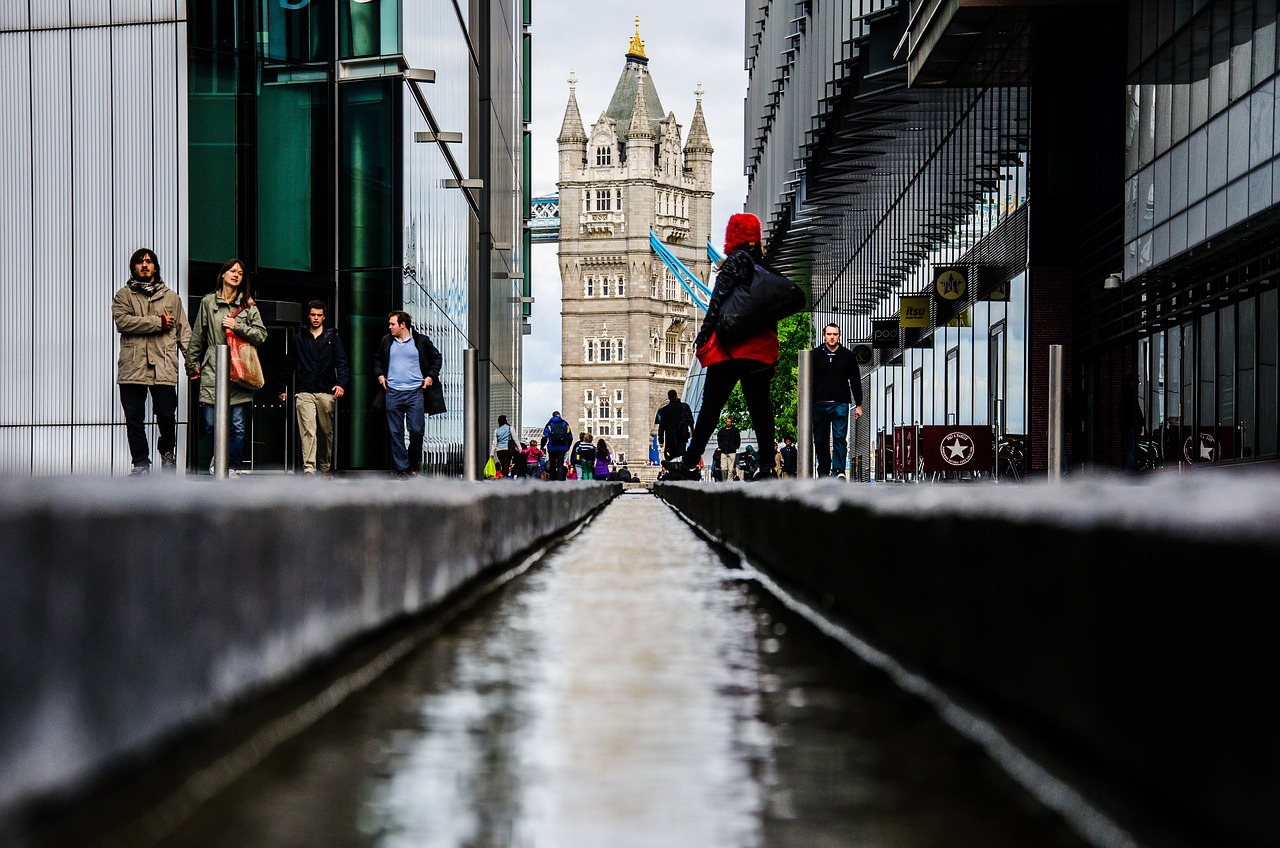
top-left (187, 259), bottom-right (267, 474)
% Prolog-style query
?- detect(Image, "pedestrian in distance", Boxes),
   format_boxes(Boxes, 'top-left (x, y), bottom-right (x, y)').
top-left (187, 259), bottom-right (267, 476)
top-left (664, 213), bottom-right (780, 482)
top-left (570, 432), bottom-right (597, 480)
top-left (656, 389), bottom-right (694, 462)
top-left (594, 438), bottom-right (613, 480)
top-left (779, 436), bottom-right (798, 477)
top-left (524, 440), bottom-right (545, 479)
top-left (493, 414), bottom-right (518, 478)
top-left (277, 300), bottom-right (349, 477)
top-left (810, 323), bottom-right (863, 478)
top-left (511, 441), bottom-right (529, 478)
top-left (113, 248), bottom-right (191, 475)
top-left (716, 416), bottom-right (741, 481)
top-left (374, 310), bottom-right (445, 479)
top-left (541, 411), bottom-right (573, 480)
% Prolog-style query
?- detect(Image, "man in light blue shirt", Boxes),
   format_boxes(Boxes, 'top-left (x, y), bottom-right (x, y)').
top-left (374, 311), bottom-right (443, 478)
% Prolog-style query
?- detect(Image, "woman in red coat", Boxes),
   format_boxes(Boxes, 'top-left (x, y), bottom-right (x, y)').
top-left (663, 213), bottom-right (778, 480)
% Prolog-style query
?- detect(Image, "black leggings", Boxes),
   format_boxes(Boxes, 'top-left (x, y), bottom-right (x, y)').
top-left (683, 359), bottom-right (775, 466)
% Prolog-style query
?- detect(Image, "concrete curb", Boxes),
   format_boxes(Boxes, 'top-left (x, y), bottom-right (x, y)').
top-left (0, 477), bottom-right (618, 822)
top-left (656, 474), bottom-right (1280, 847)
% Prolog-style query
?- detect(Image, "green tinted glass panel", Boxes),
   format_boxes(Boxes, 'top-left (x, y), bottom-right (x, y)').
top-left (258, 83), bottom-right (322, 271)
top-left (340, 80), bottom-right (398, 269)
top-left (189, 52), bottom-right (239, 263)
top-left (340, 0), bottom-right (401, 59)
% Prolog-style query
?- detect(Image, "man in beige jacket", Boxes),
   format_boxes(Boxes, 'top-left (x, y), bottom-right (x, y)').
top-left (112, 248), bottom-right (191, 474)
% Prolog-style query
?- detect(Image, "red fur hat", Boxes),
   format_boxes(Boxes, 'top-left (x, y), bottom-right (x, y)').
top-left (724, 213), bottom-right (762, 255)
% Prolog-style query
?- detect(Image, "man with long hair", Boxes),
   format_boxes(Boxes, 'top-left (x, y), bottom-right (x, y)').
top-left (112, 248), bottom-right (191, 474)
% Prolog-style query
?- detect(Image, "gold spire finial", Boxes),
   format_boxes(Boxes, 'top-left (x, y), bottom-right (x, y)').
top-left (628, 17), bottom-right (646, 58)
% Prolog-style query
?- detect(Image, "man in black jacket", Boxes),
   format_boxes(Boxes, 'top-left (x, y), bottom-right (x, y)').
top-left (716, 416), bottom-right (741, 481)
top-left (656, 389), bottom-right (694, 462)
top-left (374, 311), bottom-right (445, 478)
top-left (278, 301), bottom-right (350, 476)
top-left (811, 323), bottom-right (863, 478)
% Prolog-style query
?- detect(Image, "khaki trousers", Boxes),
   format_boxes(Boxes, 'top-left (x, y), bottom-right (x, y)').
top-left (296, 391), bottom-right (336, 471)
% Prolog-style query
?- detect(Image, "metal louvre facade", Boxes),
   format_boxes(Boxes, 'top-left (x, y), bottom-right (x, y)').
top-left (744, 0), bottom-right (1038, 476)
top-left (0, 8), bottom-right (189, 475)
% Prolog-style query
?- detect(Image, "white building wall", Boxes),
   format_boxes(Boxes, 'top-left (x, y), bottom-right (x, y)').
top-left (0, 9), bottom-right (187, 475)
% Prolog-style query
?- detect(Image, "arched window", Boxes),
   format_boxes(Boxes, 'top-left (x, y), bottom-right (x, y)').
top-left (599, 339), bottom-right (612, 362)
top-left (599, 396), bottom-right (611, 422)
top-left (585, 277), bottom-right (594, 297)
top-left (617, 276), bottom-right (625, 296)
top-left (602, 277), bottom-right (610, 297)
top-left (596, 146), bottom-right (612, 166)
top-left (585, 340), bottom-right (595, 362)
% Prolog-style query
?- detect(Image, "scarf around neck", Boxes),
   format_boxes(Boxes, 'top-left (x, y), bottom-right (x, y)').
top-left (127, 276), bottom-right (163, 297)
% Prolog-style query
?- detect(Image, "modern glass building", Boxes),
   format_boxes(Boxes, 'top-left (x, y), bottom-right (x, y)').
top-left (746, 0), bottom-right (1279, 475)
top-left (0, 0), bottom-right (529, 476)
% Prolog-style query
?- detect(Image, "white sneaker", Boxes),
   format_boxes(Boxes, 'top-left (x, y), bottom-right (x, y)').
top-left (837, 472), bottom-right (847, 480)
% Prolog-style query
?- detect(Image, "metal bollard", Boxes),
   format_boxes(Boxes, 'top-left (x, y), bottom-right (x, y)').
top-left (1048, 344), bottom-right (1064, 482)
top-left (463, 347), bottom-right (480, 481)
top-left (797, 349), bottom-right (813, 478)
top-left (214, 345), bottom-right (230, 480)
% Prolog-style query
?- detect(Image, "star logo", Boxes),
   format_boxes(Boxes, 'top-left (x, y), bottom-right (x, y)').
top-left (940, 431), bottom-right (974, 466)
top-left (1184, 432), bottom-right (1217, 463)
top-left (935, 269), bottom-right (967, 300)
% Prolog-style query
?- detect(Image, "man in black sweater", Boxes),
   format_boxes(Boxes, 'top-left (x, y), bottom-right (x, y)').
top-left (811, 323), bottom-right (862, 478)
top-left (278, 301), bottom-right (350, 476)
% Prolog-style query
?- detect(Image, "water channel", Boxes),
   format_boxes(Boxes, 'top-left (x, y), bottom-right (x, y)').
top-left (153, 492), bottom-right (1093, 848)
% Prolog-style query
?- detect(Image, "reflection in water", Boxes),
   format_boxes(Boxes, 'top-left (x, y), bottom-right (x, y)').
top-left (156, 494), bottom-right (1090, 848)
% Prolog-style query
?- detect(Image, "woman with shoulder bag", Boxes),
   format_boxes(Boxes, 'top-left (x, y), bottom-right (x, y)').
top-left (186, 259), bottom-right (267, 475)
top-left (663, 213), bottom-right (780, 481)
top-left (493, 415), bottom-right (517, 478)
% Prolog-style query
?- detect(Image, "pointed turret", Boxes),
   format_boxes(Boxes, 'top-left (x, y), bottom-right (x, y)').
top-left (626, 68), bottom-right (655, 181)
top-left (558, 71), bottom-right (587, 145)
top-left (684, 82), bottom-right (714, 191)
top-left (684, 84), bottom-right (713, 155)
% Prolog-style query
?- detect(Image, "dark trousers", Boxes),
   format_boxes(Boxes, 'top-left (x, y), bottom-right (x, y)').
top-left (120, 384), bottom-right (177, 467)
top-left (683, 359), bottom-right (775, 468)
top-left (386, 388), bottom-right (425, 472)
top-left (547, 449), bottom-right (568, 480)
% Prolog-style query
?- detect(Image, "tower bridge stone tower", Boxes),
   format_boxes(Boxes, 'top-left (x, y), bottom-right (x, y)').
top-left (556, 23), bottom-right (714, 468)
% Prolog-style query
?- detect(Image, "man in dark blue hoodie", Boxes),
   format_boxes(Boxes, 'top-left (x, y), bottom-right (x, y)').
top-left (541, 411), bottom-right (574, 481)
top-left (278, 301), bottom-right (350, 476)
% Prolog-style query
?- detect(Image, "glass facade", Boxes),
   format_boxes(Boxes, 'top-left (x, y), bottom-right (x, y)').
top-left (1120, 0), bottom-right (1280, 467)
top-left (186, 0), bottom-right (521, 476)
top-left (0, 0), bottom-right (525, 476)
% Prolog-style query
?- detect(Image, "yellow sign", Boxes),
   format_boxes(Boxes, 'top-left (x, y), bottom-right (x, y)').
top-left (900, 296), bottom-right (930, 328)
top-left (945, 309), bottom-right (972, 328)
top-left (934, 267), bottom-right (967, 301)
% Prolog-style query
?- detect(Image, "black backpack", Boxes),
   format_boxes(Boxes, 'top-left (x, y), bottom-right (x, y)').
top-left (716, 259), bottom-right (806, 343)
top-left (660, 402), bottom-right (692, 442)
top-left (547, 418), bottom-right (570, 447)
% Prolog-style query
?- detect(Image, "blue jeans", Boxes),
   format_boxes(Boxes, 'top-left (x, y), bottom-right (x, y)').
top-left (812, 401), bottom-right (850, 476)
top-left (202, 402), bottom-right (249, 470)
top-left (386, 387), bottom-right (425, 472)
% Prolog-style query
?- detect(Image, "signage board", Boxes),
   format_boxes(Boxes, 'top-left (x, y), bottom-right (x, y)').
top-left (919, 425), bottom-right (994, 473)
top-left (900, 296), bottom-right (930, 328)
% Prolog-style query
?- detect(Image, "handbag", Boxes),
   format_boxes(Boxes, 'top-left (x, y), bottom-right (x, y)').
top-left (483, 455), bottom-right (497, 479)
top-left (715, 260), bottom-right (806, 344)
top-left (225, 302), bottom-right (265, 390)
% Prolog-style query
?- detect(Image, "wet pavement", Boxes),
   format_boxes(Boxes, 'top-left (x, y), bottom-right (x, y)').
top-left (154, 492), bottom-right (1094, 848)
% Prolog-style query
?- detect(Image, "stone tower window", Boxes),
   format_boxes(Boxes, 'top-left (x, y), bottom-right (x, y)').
top-left (599, 339), bottom-right (612, 362)
top-left (602, 277), bottom-right (611, 297)
top-left (585, 340), bottom-right (595, 362)
top-left (596, 146), bottom-right (612, 166)
top-left (584, 190), bottom-right (591, 211)
top-left (618, 277), bottom-right (625, 296)
top-left (616, 188), bottom-right (623, 208)
top-left (585, 277), bottom-right (594, 297)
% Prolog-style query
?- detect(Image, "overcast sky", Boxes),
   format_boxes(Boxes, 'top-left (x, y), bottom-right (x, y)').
top-left (522, 3), bottom-right (748, 429)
